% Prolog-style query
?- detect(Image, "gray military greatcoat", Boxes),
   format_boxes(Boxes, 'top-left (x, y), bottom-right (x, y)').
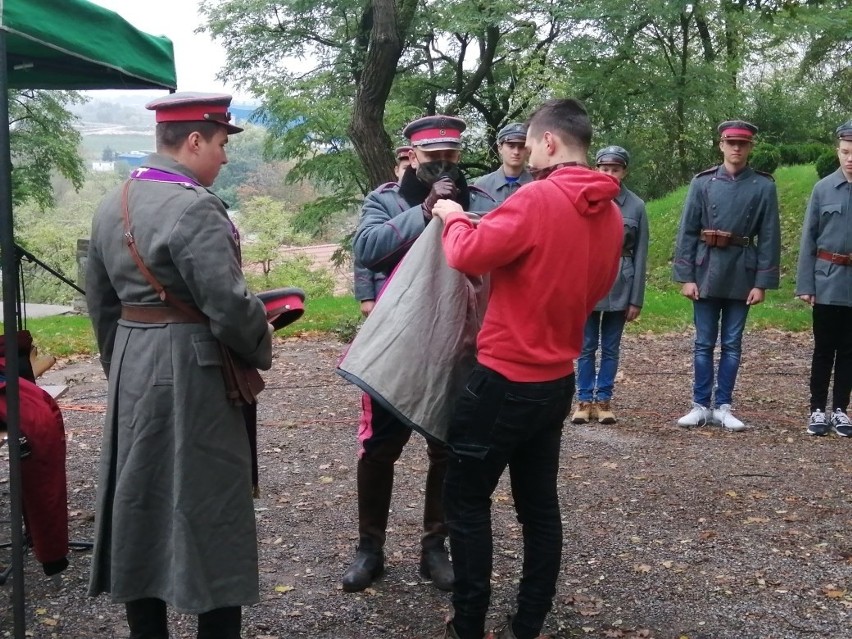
top-left (353, 260), bottom-right (386, 302)
top-left (86, 154), bottom-right (272, 613)
top-left (595, 185), bottom-right (649, 312)
top-left (473, 166), bottom-right (533, 204)
top-left (354, 169), bottom-right (495, 274)
top-left (796, 168), bottom-right (852, 306)
top-left (673, 165), bottom-right (781, 299)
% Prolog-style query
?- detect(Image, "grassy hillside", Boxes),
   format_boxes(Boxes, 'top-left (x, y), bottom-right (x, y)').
top-left (631, 164), bottom-right (818, 333)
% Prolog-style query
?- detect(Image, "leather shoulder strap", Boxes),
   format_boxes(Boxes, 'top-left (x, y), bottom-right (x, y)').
top-left (121, 180), bottom-right (207, 323)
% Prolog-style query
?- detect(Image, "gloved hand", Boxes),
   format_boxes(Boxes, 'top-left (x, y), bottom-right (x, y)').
top-left (421, 177), bottom-right (458, 220)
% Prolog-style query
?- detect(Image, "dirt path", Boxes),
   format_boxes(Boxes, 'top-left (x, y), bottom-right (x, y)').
top-left (1, 331), bottom-right (850, 639)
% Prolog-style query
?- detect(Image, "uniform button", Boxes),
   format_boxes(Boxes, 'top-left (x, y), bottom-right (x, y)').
top-left (712, 204), bottom-right (717, 209)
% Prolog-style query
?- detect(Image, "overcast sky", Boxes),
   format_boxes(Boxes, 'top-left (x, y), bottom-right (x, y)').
top-left (87, 0), bottom-right (250, 101)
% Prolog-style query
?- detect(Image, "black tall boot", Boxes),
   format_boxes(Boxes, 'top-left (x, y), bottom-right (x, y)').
top-left (420, 440), bottom-right (453, 591)
top-left (125, 598), bottom-right (169, 639)
top-left (341, 456), bottom-right (394, 592)
top-left (198, 606), bottom-right (241, 639)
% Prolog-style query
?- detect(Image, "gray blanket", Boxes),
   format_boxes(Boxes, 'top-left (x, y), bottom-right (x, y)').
top-left (337, 219), bottom-right (488, 443)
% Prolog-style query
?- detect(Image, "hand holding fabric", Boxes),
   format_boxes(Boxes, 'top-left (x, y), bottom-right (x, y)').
top-left (422, 177), bottom-right (458, 220)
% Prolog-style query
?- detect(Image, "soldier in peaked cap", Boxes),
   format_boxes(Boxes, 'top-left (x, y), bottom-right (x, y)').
top-left (673, 119), bottom-right (780, 432)
top-left (474, 122), bottom-right (533, 204)
top-left (343, 115), bottom-right (495, 593)
top-left (795, 119), bottom-right (852, 437)
top-left (86, 91), bottom-right (273, 639)
top-left (353, 146), bottom-right (412, 317)
top-left (572, 146), bottom-right (649, 427)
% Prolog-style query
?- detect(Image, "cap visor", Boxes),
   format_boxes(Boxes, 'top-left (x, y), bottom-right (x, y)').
top-left (414, 141), bottom-right (462, 151)
top-left (223, 123), bottom-right (244, 134)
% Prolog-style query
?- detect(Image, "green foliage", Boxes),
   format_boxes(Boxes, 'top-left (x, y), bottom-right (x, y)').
top-left (777, 143), bottom-right (832, 166)
top-left (749, 143), bottom-right (781, 174)
top-left (815, 149), bottom-right (840, 178)
top-left (238, 195), bottom-right (312, 275)
top-left (10, 90), bottom-right (86, 209)
top-left (14, 172), bottom-right (122, 304)
top-left (245, 255), bottom-right (335, 300)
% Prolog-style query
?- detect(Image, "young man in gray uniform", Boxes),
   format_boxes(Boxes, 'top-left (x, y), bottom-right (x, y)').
top-left (86, 92), bottom-right (273, 639)
top-left (473, 122), bottom-right (533, 204)
top-left (673, 120), bottom-right (781, 431)
top-left (343, 116), bottom-right (494, 593)
top-left (573, 146), bottom-right (649, 425)
top-left (795, 120), bottom-right (852, 437)
top-left (352, 146), bottom-right (410, 317)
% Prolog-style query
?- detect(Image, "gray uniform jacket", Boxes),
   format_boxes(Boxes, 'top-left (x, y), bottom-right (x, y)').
top-left (353, 260), bottom-right (386, 302)
top-left (86, 153), bottom-right (272, 613)
top-left (473, 166), bottom-right (533, 204)
top-left (595, 185), bottom-right (649, 311)
top-left (354, 169), bottom-right (496, 274)
top-left (795, 168), bottom-right (852, 306)
top-left (673, 165), bottom-right (781, 300)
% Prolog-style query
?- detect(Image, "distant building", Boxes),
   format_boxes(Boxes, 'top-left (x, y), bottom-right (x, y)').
top-left (115, 151), bottom-right (148, 168)
top-left (92, 161), bottom-right (115, 172)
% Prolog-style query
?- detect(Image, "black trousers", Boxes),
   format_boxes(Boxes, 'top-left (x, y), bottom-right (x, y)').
top-left (444, 365), bottom-right (573, 639)
top-left (125, 598), bottom-right (242, 639)
top-left (809, 304), bottom-right (852, 412)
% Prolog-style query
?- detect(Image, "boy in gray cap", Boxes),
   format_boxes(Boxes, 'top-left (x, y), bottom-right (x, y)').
top-left (474, 122), bottom-right (533, 203)
top-left (795, 120), bottom-right (852, 437)
top-left (673, 120), bottom-right (780, 431)
top-left (573, 146), bottom-right (648, 425)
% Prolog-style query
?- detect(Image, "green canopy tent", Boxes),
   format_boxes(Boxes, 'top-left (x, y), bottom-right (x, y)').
top-left (0, 1), bottom-right (175, 635)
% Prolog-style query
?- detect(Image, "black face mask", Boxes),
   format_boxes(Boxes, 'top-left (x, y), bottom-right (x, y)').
top-left (416, 161), bottom-right (461, 185)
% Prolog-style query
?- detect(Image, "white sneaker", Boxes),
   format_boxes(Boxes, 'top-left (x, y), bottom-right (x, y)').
top-left (677, 403), bottom-right (711, 427)
top-left (713, 404), bottom-right (746, 431)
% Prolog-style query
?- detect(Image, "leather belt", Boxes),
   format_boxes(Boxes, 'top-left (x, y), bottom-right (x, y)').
top-left (816, 249), bottom-right (852, 266)
top-left (700, 229), bottom-right (751, 248)
top-left (121, 304), bottom-right (205, 324)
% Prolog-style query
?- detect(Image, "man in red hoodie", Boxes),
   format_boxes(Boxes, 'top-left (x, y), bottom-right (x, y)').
top-left (431, 99), bottom-right (623, 639)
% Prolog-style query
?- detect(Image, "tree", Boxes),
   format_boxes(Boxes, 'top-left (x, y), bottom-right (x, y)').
top-left (238, 196), bottom-right (312, 276)
top-left (200, 0), bottom-right (572, 232)
top-left (10, 90), bottom-right (85, 209)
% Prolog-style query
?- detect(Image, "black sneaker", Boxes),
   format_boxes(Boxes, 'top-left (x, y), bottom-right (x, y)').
top-left (807, 410), bottom-right (829, 436)
top-left (830, 409), bottom-right (852, 437)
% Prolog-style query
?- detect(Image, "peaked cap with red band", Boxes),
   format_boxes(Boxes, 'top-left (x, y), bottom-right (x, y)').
top-left (256, 287), bottom-right (306, 331)
top-left (717, 119), bottom-right (757, 142)
top-left (145, 91), bottom-right (244, 134)
top-left (395, 145), bottom-right (413, 161)
top-left (403, 115), bottom-right (466, 150)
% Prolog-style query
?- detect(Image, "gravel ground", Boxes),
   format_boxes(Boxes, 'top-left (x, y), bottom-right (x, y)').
top-left (1, 331), bottom-right (850, 639)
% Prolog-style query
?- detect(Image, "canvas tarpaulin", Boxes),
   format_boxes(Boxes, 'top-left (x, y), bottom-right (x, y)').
top-left (1, 0), bottom-right (176, 89)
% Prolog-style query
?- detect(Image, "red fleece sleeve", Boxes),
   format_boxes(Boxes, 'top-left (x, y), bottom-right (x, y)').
top-left (440, 191), bottom-right (537, 276)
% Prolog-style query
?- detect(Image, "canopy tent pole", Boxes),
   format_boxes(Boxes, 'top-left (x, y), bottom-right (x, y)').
top-left (0, 30), bottom-right (28, 639)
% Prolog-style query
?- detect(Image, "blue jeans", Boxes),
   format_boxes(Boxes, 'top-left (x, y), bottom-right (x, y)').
top-left (692, 298), bottom-right (750, 407)
top-left (444, 364), bottom-right (573, 639)
top-left (576, 311), bottom-right (627, 402)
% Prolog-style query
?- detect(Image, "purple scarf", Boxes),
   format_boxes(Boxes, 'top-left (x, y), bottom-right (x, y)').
top-left (130, 166), bottom-right (242, 254)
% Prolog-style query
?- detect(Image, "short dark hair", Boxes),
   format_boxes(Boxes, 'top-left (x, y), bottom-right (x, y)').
top-left (156, 121), bottom-right (222, 150)
top-left (526, 99), bottom-right (592, 150)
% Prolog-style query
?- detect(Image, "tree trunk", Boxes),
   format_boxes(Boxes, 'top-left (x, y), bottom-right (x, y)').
top-left (347, 0), bottom-right (417, 190)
